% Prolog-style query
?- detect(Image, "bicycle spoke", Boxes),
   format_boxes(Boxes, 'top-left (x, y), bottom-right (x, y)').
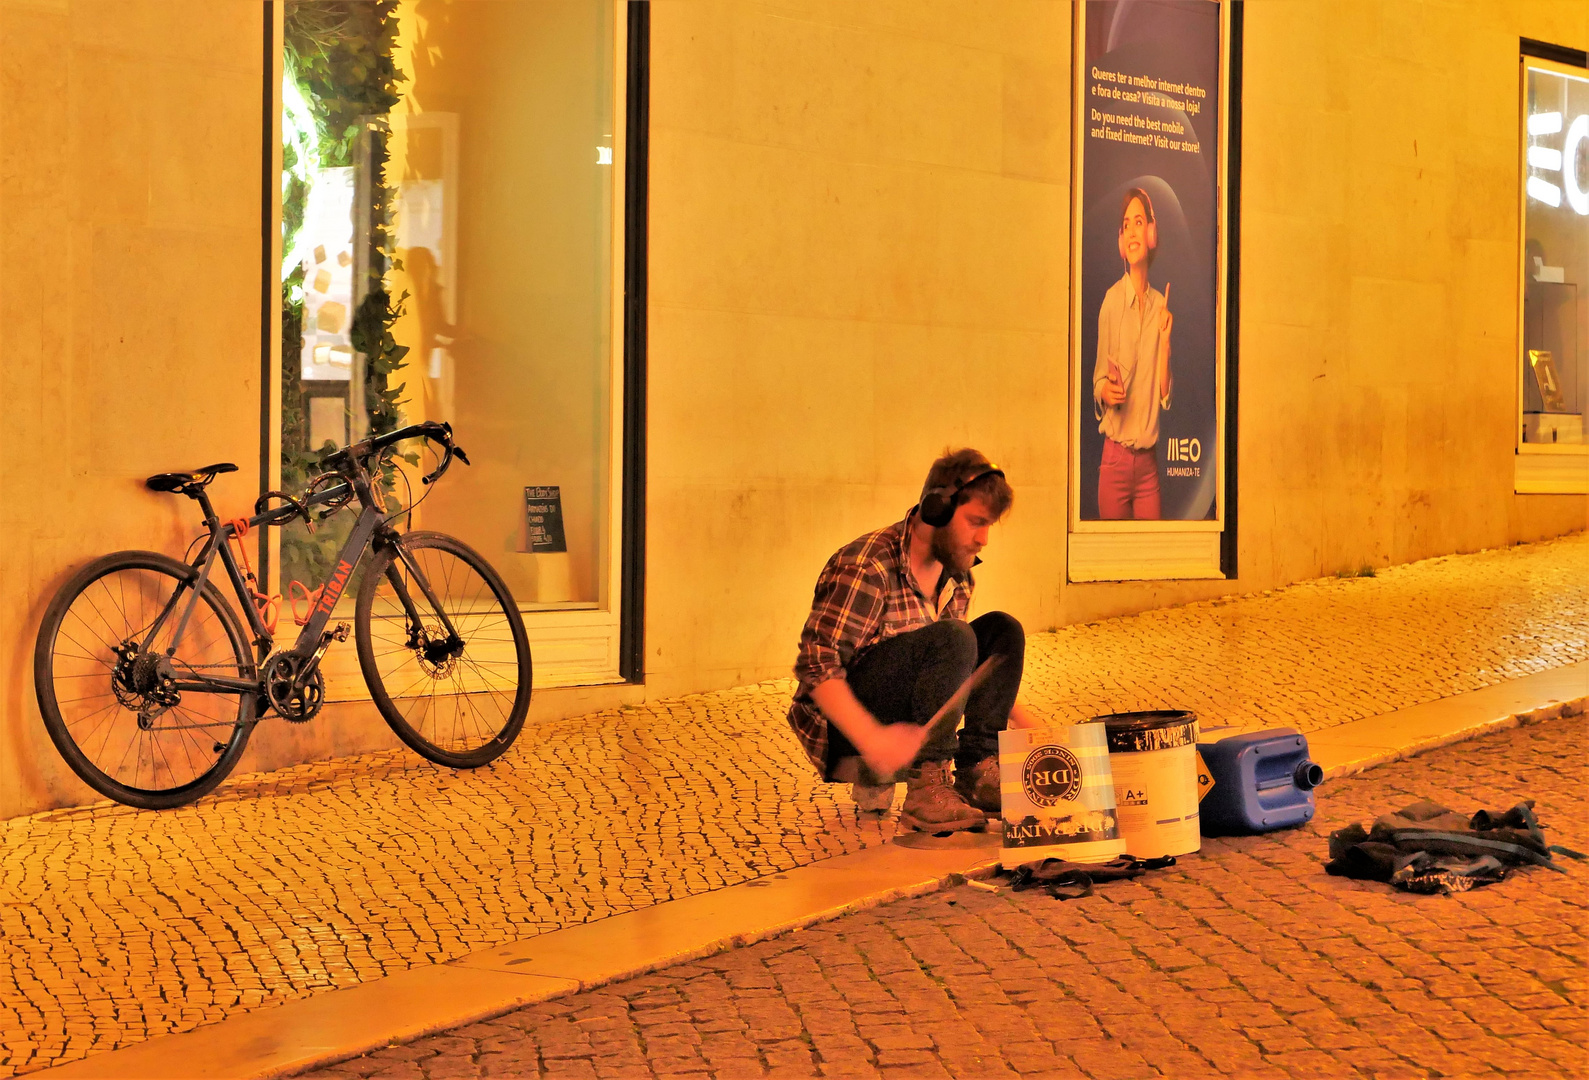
top-left (53, 690), bottom-right (123, 706)
top-left (76, 588), bottom-right (128, 654)
top-left (57, 626), bottom-right (115, 666)
top-left (68, 700), bottom-right (120, 744)
top-left (150, 730), bottom-right (178, 790)
top-left (388, 665), bottom-right (443, 704)
top-left (99, 577), bottom-right (138, 644)
top-left (456, 654), bottom-right (519, 697)
top-left (93, 706), bottom-right (124, 768)
top-left (52, 653), bottom-right (113, 667)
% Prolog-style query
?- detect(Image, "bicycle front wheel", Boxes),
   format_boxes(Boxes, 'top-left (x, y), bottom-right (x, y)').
top-left (355, 531), bottom-right (532, 767)
top-left (34, 551), bottom-right (256, 809)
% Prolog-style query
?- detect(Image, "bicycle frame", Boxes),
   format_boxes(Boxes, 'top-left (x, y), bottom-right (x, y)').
top-left (136, 460), bottom-right (462, 704)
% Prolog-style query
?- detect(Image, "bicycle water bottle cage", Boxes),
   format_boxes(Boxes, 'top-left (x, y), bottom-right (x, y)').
top-left (145, 463), bottom-right (238, 494)
top-left (288, 580), bottom-right (324, 627)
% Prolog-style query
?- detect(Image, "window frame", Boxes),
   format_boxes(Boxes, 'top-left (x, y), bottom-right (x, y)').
top-left (260, 1), bottom-right (648, 689)
top-left (1516, 50), bottom-right (1589, 495)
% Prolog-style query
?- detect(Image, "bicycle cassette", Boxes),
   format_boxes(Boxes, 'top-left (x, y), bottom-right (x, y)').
top-left (262, 652), bottom-right (325, 723)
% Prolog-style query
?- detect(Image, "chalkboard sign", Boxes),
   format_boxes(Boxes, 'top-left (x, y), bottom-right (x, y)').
top-left (524, 486), bottom-right (567, 553)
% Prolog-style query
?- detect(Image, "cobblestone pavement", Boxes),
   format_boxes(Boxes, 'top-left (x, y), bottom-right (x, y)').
top-left (304, 715), bottom-right (1589, 1080)
top-left (1021, 534), bottom-right (1588, 733)
top-left (1, 535), bottom-right (1586, 1075)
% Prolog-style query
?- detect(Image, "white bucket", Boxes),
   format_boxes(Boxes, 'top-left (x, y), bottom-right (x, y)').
top-left (1102, 711), bottom-right (1202, 858)
top-left (998, 721), bottom-right (1128, 866)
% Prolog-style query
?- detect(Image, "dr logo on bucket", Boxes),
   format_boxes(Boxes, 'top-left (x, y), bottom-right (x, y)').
top-left (998, 720), bottom-right (1129, 866)
top-left (1022, 745), bottom-right (1083, 805)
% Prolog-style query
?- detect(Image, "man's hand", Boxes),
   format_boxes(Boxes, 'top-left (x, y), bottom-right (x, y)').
top-left (864, 722), bottom-right (931, 778)
top-left (810, 677), bottom-right (928, 780)
top-left (1007, 700), bottom-right (1041, 729)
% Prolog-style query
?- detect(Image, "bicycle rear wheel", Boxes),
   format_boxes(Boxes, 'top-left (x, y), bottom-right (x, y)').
top-left (355, 531), bottom-right (532, 767)
top-left (34, 551), bottom-right (256, 809)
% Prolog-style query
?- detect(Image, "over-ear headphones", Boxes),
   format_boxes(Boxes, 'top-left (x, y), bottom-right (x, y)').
top-left (1117, 187), bottom-right (1157, 263)
top-left (919, 466), bottom-right (1005, 528)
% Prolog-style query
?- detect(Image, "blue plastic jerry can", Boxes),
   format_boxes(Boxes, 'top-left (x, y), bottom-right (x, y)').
top-left (1196, 727), bottom-right (1324, 836)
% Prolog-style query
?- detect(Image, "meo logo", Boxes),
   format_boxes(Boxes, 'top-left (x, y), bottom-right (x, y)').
top-left (1527, 100), bottom-right (1589, 215)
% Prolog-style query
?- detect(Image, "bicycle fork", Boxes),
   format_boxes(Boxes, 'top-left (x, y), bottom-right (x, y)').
top-left (384, 540), bottom-right (466, 661)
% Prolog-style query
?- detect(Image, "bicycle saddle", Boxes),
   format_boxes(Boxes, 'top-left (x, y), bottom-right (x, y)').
top-left (145, 462), bottom-right (238, 493)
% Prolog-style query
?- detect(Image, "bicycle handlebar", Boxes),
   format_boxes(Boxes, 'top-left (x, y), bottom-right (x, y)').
top-left (366, 420), bottom-right (452, 455)
top-left (323, 420), bottom-right (471, 486)
top-left (247, 482), bottom-right (356, 530)
top-left (248, 424), bottom-right (468, 531)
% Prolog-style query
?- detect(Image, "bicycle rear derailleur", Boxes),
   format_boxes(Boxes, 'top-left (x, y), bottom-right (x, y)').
top-left (262, 623), bottom-right (348, 722)
top-left (111, 641), bottom-right (181, 727)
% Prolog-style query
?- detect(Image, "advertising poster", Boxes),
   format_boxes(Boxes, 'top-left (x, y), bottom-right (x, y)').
top-left (1074, 0), bottom-right (1224, 524)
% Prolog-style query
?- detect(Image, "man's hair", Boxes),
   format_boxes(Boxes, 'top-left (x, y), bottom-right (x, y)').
top-left (921, 448), bottom-right (1013, 520)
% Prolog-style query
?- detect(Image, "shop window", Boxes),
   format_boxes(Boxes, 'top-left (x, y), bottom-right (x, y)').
top-left (275, 0), bottom-right (628, 683)
top-left (1518, 53), bottom-right (1589, 492)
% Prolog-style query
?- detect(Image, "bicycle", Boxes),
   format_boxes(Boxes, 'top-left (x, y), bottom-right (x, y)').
top-left (34, 421), bottom-right (533, 809)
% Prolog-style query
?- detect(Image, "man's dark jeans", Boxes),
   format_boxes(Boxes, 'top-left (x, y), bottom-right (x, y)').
top-left (826, 612), bottom-right (1025, 778)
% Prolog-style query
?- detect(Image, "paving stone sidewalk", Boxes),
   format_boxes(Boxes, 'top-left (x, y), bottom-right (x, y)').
top-left (1, 534), bottom-right (1586, 1075)
top-left (304, 714), bottom-right (1589, 1080)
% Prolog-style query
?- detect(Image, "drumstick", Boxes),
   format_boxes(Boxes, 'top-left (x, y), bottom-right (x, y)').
top-left (874, 657), bottom-right (1005, 784)
top-left (921, 655), bottom-right (1004, 744)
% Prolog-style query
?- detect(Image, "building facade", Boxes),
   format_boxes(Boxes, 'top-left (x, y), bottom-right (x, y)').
top-left (1, 0), bottom-right (1585, 819)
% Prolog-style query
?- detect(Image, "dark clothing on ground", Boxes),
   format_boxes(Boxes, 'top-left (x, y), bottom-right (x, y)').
top-left (825, 612), bottom-right (1025, 780)
top-left (1008, 854), bottom-right (1178, 900)
top-left (1325, 799), bottom-right (1568, 894)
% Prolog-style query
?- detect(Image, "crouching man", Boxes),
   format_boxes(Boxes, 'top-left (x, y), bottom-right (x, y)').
top-left (786, 449), bottom-right (1038, 833)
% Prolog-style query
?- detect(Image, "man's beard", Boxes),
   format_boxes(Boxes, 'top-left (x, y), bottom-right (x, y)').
top-left (930, 527), bottom-right (973, 574)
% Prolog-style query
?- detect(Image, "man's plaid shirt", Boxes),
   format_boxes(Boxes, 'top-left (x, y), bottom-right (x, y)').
top-left (788, 513), bottom-right (974, 778)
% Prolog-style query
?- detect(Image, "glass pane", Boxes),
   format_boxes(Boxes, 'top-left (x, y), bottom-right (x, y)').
top-left (1522, 64), bottom-right (1589, 447)
top-left (280, 0), bottom-right (616, 607)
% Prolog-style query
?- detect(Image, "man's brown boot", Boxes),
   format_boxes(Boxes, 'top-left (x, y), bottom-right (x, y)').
top-left (954, 756), bottom-right (1001, 814)
top-left (900, 761), bottom-right (987, 834)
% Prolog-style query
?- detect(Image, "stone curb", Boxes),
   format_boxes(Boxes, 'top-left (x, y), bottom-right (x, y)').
top-left (1317, 694), bottom-right (1587, 782)
top-left (319, 867), bottom-right (990, 1080)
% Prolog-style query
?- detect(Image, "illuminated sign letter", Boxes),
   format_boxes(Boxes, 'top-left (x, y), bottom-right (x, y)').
top-left (1562, 114), bottom-right (1589, 216)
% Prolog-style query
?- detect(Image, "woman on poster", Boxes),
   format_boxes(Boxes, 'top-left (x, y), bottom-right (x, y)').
top-left (1092, 187), bottom-right (1173, 520)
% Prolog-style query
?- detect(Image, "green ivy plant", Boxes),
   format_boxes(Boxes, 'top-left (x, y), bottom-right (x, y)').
top-left (279, 0), bottom-right (410, 592)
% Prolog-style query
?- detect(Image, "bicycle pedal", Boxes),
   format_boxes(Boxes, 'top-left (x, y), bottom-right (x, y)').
top-left (322, 622), bottom-right (351, 644)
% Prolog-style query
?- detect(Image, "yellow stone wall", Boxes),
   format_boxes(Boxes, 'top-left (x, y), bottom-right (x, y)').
top-left (1229, 0), bottom-right (1589, 590)
top-left (2, 0), bottom-right (1586, 815)
top-left (0, 0), bottom-right (267, 817)
top-left (644, 0), bottom-right (1075, 696)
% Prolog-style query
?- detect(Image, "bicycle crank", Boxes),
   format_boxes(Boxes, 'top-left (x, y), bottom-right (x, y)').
top-left (261, 623), bottom-right (348, 723)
